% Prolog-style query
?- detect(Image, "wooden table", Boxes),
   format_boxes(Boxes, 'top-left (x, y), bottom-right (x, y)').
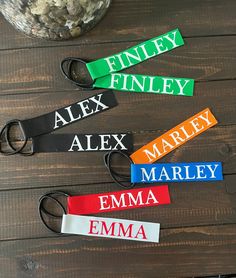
top-left (0, 1), bottom-right (235, 277)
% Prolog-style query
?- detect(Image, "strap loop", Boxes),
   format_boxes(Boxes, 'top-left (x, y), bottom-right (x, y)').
top-left (0, 91), bottom-right (118, 156)
top-left (38, 191), bottom-right (69, 234)
top-left (104, 150), bottom-right (135, 189)
top-left (39, 191), bottom-right (69, 218)
top-left (5, 120), bottom-right (34, 156)
top-left (0, 119), bottom-right (28, 155)
top-left (60, 57), bottom-right (95, 89)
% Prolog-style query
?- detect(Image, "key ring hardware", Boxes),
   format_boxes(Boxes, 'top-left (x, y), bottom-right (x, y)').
top-left (60, 57), bottom-right (95, 89)
top-left (38, 191), bottom-right (70, 234)
top-left (104, 150), bottom-right (135, 189)
top-left (0, 119), bottom-right (29, 156)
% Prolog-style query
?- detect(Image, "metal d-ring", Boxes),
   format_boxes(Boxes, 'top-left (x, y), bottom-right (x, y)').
top-left (38, 191), bottom-right (69, 234)
top-left (104, 150), bottom-right (135, 189)
top-left (60, 57), bottom-right (95, 89)
top-left (0, 119), bottom-right (28, 155)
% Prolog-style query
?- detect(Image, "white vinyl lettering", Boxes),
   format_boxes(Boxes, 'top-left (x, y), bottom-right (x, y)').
top-left (158, 167), bottom-right (171, 181)
top-left (175, 79), bottom-right (190, 95)
top-left (141, 167), bottom-right (156, 182)
top-left (145, 190), bottom-right (159, 204)
top-left (109, 73), bottom-right (122, 89)
top-left (91, 94), bottom-right (109, 112)
top-left (143, 144), bottom-right (162, 162)
top-left (127, 191), bottom-right (144, 207)
top-left (68, 135), bottom-right (84, 152)
top-left (163, 31), bottom-right (179, 47)
top-left (54, 111), bottom-right (68, 129)
top-left (151, 37), bottom-right (168, 54)
top-left (100, 135), bottom-right (112, 151)
top-left (99, 195), bottom-right (110, 210)
top-left (104, 56), bottom-right (118, 72)
top-left (112, 134), bottom-right (127, 150)
top-left (198, 110), bottom-right (212, 126)
top-left (206, 164), bottom-right (219, 178)
top-left (130, 75), bottom-right (147, 91)
top-left (172, 166), bottom-right (184, 181)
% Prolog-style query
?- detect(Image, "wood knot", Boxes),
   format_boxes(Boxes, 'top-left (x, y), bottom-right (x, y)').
top-left (219, 143), bottom-right (231, 155)
top-left (19, 257), bottom-right (39, 273)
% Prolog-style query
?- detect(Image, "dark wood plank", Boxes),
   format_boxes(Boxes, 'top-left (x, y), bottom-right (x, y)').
top-left (0, 79), bottom-right (235, 190)
top-left (1, 0), bottom-right (236, 50)
top-left (0, 175), bottom-right (235, 241)
top-left (0, 36), bottom-right (236, 95)
top-left (0, 1), bottom-right (235, 277)
top-left (0, 224), bottom-right (235, 278)
top-left (0, 125), bottom-right (235, 190)
top-left (225, 174), bottom-right (236, 194)
top-left (0, 80), bottom-right (235, 131)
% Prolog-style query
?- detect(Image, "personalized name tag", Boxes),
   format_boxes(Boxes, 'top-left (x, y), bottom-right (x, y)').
top-left (0, 91), bottom-right (118, 155)
top-left (20, 91), bottom-right (118, 138)
top-left (130, 108), bottom-right (218, 164)
top-left (87, 29), bottom-right (184, 79)
top-left (32, 133), bottom-right (133, 152)
top-left (67, 185), bottom-right (170, 215)
top-left (61, 29), bottom-right (194, 96)
top-left (61, 214), bottom-right (160, 243)
top-left (95, 73), bottom-right (194, 96)
top-left (131, 162), bottom-right (223, 183)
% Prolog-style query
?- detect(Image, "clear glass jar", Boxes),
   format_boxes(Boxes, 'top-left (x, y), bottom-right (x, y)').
top-left (1, 0), bottom-right (111, 40)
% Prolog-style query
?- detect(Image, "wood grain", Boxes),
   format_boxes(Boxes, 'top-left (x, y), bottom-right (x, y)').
top-left (0, 224), bottom-right (235, 278)
top-left (0, 0), bottom-right (236, 277)
top-left (0, 81), bottom-right (234, 190)
top-left (0, 125), bottom-right (234, 190)
top-left (0, 80), bottom-right (236, 130)
top-left (0, 36), bottom-right (235, 95)
top-left (1, 0), bottom-right (236, 50)
top-left (0, 176), bottom-right (235, 241)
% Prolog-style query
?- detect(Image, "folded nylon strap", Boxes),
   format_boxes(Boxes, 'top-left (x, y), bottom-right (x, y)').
top-left (63, 29), bottom-right (194, 96)
top-left (33, 133), bottom-right (133, 153)
top-left (104, 108), bottom-right (218, 188)
top-left (67, 185), bottom-right (170, 215)
top-left (38, 187), bottom-right (168, 236)
top-left (130, 108), bottom-right (218, 164)
top-left (131, 162), bottom-right (223, 183)
top-left (87, 29), bottom-right (184, 80)
top-left (94, 73), bottom-right (194, 96)
top-left (20, 91), bottom-right (117, 138)
top-left (61, 214), bottom-right (160, 243)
